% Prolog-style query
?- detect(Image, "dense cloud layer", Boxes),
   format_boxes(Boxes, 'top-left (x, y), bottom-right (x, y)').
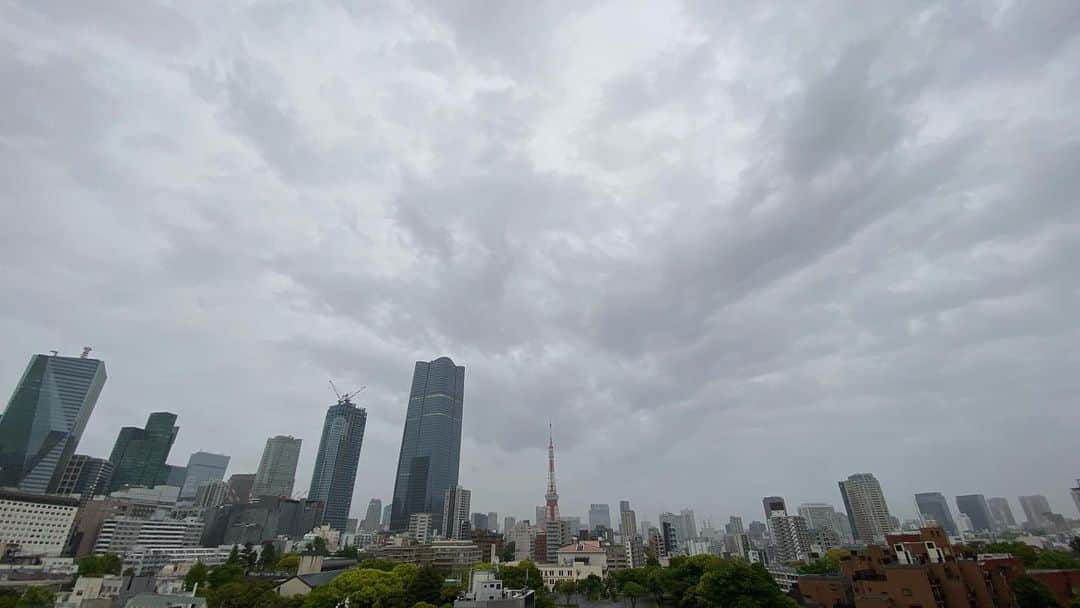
top-left (2, 1), bottom-right (1079, 525)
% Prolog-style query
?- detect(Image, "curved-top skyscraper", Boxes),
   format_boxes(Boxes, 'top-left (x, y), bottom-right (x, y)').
top-left (309, 396), bottom-right (367, 532)
top-left (389, 357), bottom-right (465, 534)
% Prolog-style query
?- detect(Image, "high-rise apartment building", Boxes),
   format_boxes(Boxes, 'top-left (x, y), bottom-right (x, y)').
top-left (179, 452), bottom-right (230, 500)
top-left (390, 357), bottom-right (465, 533)
top-left (727, 516), bottom-right (744, 535)
top-left (763, 496), bottom-right (787, 519)
top-left (769, 514), bottom-right (812, 563)
top-left (487, 512), bottom-right (498, 533)
top-left (915, 492), bottom-right (958, 536)
top-left (1071, 480), bottom-right (1080, 517)
top-left (409, 512), bottom-right (434, 544)
top-left (680, 509), bottom-right (697, 540)
top-left (227, 474), bottom-right (255, 505)
top-left (987, 497), bottom-right (1016, 529)
top-left (504, 516), bottom-right (516, 533)
top-left (0, 353), bottom-right (107, 493)
top-left (589, 504), bottom-right (612, 531)
top-left (252, 435), bottom-right (302, 498)
top-left (1018, 495), bottom-right (1054, 528)
top-left (954, 495), bottom-right (994, 532)
top-left (109, 412), bottom-right (179, 491)
top-left (362, 498), bottom-right (383, 533)
top-left (54, 455), bottom-right (114, 499)
top-left (839, 473), bottom-right (893, 544)
top-left (308, 396), bottom-right (367, 531)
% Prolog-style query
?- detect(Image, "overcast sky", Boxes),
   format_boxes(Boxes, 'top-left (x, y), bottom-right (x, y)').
top-left (2, 1), bottom-right (1079, 527)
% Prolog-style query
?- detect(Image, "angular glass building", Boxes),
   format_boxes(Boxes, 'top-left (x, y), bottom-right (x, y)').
top-left (179, 451), bottom-right (230, 500)
top-left (0, 353), bottom-right (107, 493)
top-left (915, 492), bottom-right (958, 536)
top-left (308, 398), bottom-right (366, 531)
top-left (108, 412), bottom-right (179, 491)
top-left (390, 357), bottom-right (465, 533)
top-left (252, 435), bottom-right (302, 498)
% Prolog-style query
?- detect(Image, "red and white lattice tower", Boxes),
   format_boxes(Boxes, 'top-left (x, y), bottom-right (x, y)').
top-left (544, 423), bottom-right (560, 523)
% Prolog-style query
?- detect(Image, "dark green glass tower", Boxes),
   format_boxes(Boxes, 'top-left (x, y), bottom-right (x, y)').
top-left (108, 412), bottom-right (178, 490)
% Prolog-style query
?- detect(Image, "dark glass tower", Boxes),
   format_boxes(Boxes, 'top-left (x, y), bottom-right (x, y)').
top-left (108, 412), bottom-right (179, 490)
top-left (308, 397), bottom-right (367, 531)
top-left (0, 353), bottom-right (107, 493)
top-left (955, 494), bottom-right (994, 532)
top-left (915, 492), bottom-right (958, 536)
top-left (390, 357), bottom-right (465, 533)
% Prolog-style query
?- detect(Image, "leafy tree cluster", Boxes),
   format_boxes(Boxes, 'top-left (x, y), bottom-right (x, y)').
top-left (0, 588), bottom-right (55, 608)
top-left (980, 542), bottom-right (1080, 570)
top-left (303, 564), bottom-right (458, 608)
top-left (610, 555), bottom-right (797, 608)
top-left (1012, 575), bottom-right (1061, 608)
top-left (77, 553), bottom-right (122, 577)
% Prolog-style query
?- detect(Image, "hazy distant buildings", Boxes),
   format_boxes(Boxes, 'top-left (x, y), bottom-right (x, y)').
top-left (987, 497), bottom-right (1017, 529)
top-left (488, 512), bottom-right (499, 533)
top-left (179, 452), bottom-right (230, 500)
top-left (763, 496), bottom-right (787, 520)
top-left (619, 503), bottom-right (638, 539)
top-left (390, 357), bottom-right (465, 533)
top-left (472, 512), bottom-right (490, 532)
top-left (955, 495), bottom-right (994, 532)
top-left (0, 353), bottom-right (107, 493)
top-left (382, 504), bottom-right (392, 529)
top-left (308, 395), bottom-right (367, 531)
top-left (589, 504), bottom-right (611, 531)
top-left (363, 498), bottom-right (384, 533)
top-left (108, 412), bottom-right (179, 491)
top-left (727, 516), bottom-right (744, 535)
top-left (915, 492), bottom-right (958, 536)
top-left (227, 473), bottom-right (255, 504)
top-left (536, 506), bottom-right (547, 527)
top-left (1018, 495), bottom-right (1055, 529)
top-left (839, 473), bottom-right (893, 543)
top-left (1071, 480), bottom-right (1080, 516)
top-left (252, 435), bottom-right (302, 498)
top-left (797, 503), bottom-right (838, 533)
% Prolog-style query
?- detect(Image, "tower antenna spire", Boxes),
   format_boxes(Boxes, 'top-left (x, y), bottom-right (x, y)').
top-left (545, 422), bottom-right (559, 523)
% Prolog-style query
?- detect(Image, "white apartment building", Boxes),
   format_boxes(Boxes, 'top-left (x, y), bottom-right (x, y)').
top-left (0, 490), bottom-right (79, 557)
top-left (538, 541), bottom-right (607, 590)
top-left (409, 513), bottom-right (434, 544)
top-left (123, 546), bottom-right (234, 575)
top-left (93, 515), bottom-right (204, 555)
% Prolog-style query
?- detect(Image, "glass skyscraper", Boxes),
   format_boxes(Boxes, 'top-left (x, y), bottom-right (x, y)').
top-left (108, 412), bottom-right (179, 491)
top-left (915, 492), bottom-right (958, 536)
top-left (390, 357), bottom-right (465, 533)
top-left (253, 435), bottom-right (302, 498)
top-left (179, 451), bottom-right (230, 500)
top-left (0, 353), bottom-right (107, 493)
top-left (308, 398), bottom-right (367, 531)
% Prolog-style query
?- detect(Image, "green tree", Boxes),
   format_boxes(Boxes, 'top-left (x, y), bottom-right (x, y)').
top-left (439, 582), bottom-right (463, 605)
top-left (554, 580), bottom-right (577, 607)
top-left (580, 575), bottom-right (603, 601)
top-left (1013, 575), bottom-right (1061, 608)
top-left (241, 542), bottom-right (258, 571)
top-left (407, 566), bottom-right (445, 606)
top-left (358, 559), bottom-right (399, 572)
top-left (621, 582), bottom-right (645, 608)
top-left (644, 547), bottom-right (660, 567)
top-left (498, 561), bottom-right (543, 592)
top-left (303, 568), bottom-right (408, 608)
top-left (207, 563), bottom-right (245, 588)
top-left (226, 545), bottom-right (241, 565)
top-left (205, 579), bottom-right (282, 608)
top-left (15, 588), bottom-right (54, 608)
top-left (1070, 537), bottom-right (1080, 555)
top-left (184, 561), bottom-right (209, 591)
top-left (77, 553), bottom-right (122, 577)
top-left (258, 542), bottom-right (278, 571)
top-left (1033, 552), bottom-right (1080, 570)
top-left (692, 561), bottom-right (796, 608)
top-left (0, 590), bottom-right (19, 608)
top-left (796, 555), bottom-right (840, 575)
top-left (277, 554), bottom-right (301, 574)
top-left (335, 544), bottom-right (359, 559)
top-left (501, 542), bottom-right (516, 563)
top-left (413, 603), bottom-right (438, 608)
top-left (306, 537), bottom-right (329, 556)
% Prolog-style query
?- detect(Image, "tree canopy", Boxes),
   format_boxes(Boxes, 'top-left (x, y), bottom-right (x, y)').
top-left (77, 553), bottom-right (122, 577)
top-left (1013, 575), bottom-right (1061, 608)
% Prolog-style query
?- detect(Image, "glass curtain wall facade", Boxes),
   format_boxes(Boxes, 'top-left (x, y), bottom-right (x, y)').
top-left (108, 412), bottom-right (179, 491)
top-left (308, 400), bottom-right (367, 531)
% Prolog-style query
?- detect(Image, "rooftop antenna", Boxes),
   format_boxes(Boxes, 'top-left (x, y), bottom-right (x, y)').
top-left (81, 346), bottom-right (92, 358)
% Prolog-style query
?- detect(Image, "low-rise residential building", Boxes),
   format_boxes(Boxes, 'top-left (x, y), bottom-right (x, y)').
top-left (122, 546), bottom-right (235, 575)
top-left (274, 555), bottom-right (359, 598)
top-left (0, 490), bottom-right (79, 557)
top-left (455, 569), bottom-right (534, 608)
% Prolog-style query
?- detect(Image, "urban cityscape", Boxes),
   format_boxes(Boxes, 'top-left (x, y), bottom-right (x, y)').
top-left (4, 1), bottom-right (1080, 608)
top-left (1, 349), bottom-right (1079, 608)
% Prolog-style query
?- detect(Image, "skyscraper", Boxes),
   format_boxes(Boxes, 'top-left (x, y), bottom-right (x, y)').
top-left (363, 498), bottom-right (383, 533)
top-left (954, 495), bottom-right (993, 532)
top-left (619, 507), bottom-right (638, 539)
top-left (0, 353), bottom-right (107, 493)
top-left (589, 504), bottom-right (612, 531)
top-left (679, 509), bottom-right (697, 540)
top-left (308, 394), bottom-right (367, 531)
top-left (798, 503), bottom-right (841, 533)
top-left (227, 473), bottom-right (256, 504)
top-left (381, 504), bottom-right (392, 529)
top-left (109, 412), bottom-right (179, 491)
top-left (1071, 480), bottom-right (1080, 517)
top-left (914, 492), bottom-right (958, 536)
top-left (390, 357), bottom-right (465, 533)
top-left (987, 497), bottom-right (1016, 529)
top-left (471, 512), bottom-right (489, 532)
top-left (763, 496), bottom-right (787, 519)
top-left (179, 452), bottom-right (230, 500)
top-left (839, 473), bottom-right (893, 543)
top-left (727, 516), bottom-right (744, 535)
top-left (252, 435), bottom-right (302, 498)
top-left (54, 455), bottom-right (114, 498)
top-left (770, 514), bottom-right (812, 562)
top-left (1018, 495), bottom-right (1054, 528)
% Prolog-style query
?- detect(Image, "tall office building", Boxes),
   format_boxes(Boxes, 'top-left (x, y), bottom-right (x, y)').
top-left (763, 496), bottom-right (787, 519)
top-left (165, 465), bottom-right (187, 488)
top-left (727, 516), bottom-right (744, 535)
top-left (381, 504), bottom-right (392, 529)
top-left (954, 495), bottom-right (993, 532)
top-left (252, 435), bottom-right (302, 498)
top-left (487, 511), bottom-right (499, 533)
top-left (619, 507), bottom-right (638, 539)
top-left (589, 504), bottom-right (612, 531)
top-left (798, 503), bottom-right (840, 533)
top-left (914, 492), bottom-right (958, 536)
top-left (179, 452), bottom-right (230, 500)
top-left (1018, 495), bottom-right (1054, 528)
top-left (109, 412), bottom-right (179, 491)
top-left (680, 509), bottom-right (697, 540)
top-left (987, 497), bottom-right (1016, 529)
top-left (536, 506), bottom-right (547, 527)
top-left (54, 455), bottom-right (114, 498)
top-left (1071, 480), bottom-right (1080, 517)
top-left (362, 498), bottom-right (383, 533)
top-left (471, 512), bottom-right (489, 532)
top-left (839, 473), bottom-right (893, 543)
top-left (308, 395), bottom-right (367, 531)
top-left (227, 473), bottom-right (255, 505)
top-left (619, 500), bottom-right (631, 513)
top-left (504, 516), bottom-right (516, 534)
top-left (390, 357), bottom-right (465, 533)
top-left (0, 353), bottom-right (107, 493)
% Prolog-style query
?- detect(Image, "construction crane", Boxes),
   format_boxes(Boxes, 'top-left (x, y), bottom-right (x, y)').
top-left (329, 381), bottom-right (367, 405)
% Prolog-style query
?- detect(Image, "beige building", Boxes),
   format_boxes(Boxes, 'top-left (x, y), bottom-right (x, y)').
top-left (0, 490), bottom-right (79, 557)
top-left (537, 541), bottom-right (607, 590)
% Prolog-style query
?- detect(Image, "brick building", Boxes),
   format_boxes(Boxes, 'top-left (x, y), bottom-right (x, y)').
top-left (798, 527), bottom-right (1026, 608)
